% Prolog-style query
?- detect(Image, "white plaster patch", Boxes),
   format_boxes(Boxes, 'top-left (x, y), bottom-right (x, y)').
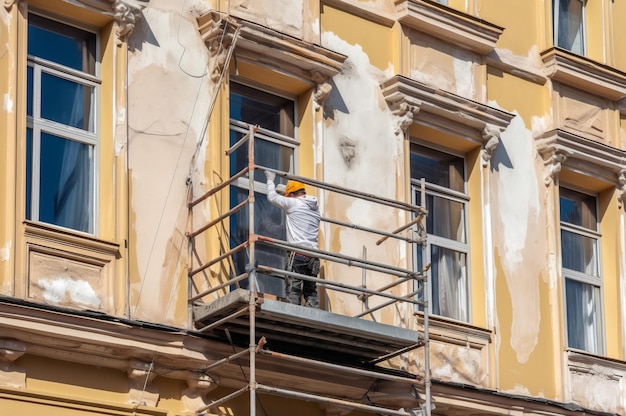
top-left (311, 18), bottom-right (320, 36)
top-left (37, 277), bottom-right (101, 308)
top-left (0, 241), bottom-right (11, 262)
top-left (453, 58), bottom-right (474, 98)
top-left (495, 114), bottom-right (543, 363)
top-left (3, 93), bottom-right (13, 113)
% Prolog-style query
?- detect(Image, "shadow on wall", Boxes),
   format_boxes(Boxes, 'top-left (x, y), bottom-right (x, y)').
top-left (323, 78), bottom-right (349, 120)
top-left (490, 136), bottom-right (513, 172)
top-left (127, 15), bottom-right (160, 52)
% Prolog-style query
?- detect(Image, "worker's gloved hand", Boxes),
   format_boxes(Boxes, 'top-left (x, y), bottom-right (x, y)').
top-left (276, 184), bottom-right (286, 195)
top-left (264, 170), bottom-right (276, 182)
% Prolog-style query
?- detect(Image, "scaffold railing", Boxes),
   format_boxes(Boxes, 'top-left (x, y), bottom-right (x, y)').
top-left (187, 122), bottom-right (432, 416)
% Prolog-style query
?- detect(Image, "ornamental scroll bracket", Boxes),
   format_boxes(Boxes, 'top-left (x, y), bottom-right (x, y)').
top-left (311, 70), bottom-right (333, 111)
top-left (618, 169), bottom-right (626, 209)
top-left (389, 98), bottom-right (420, 137)
top-left (113, 0), bottom-right (149, 43)
top-left (537, 142), bottom-right (572, 187)
top-left (481, 124), bottom-right (501, 168)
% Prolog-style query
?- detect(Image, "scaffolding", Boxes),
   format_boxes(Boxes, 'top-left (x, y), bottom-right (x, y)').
top-left (187, 123), bottom-right (432, 416)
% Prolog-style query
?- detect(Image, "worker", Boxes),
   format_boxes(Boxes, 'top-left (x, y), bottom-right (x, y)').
top-left (265, 170), bottom-right (321, 308)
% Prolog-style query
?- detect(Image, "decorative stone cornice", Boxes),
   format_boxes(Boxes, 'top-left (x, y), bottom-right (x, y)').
top-left (395, 0), bottom-right (504, 54)
top-left (381, 75), bottom-right (514, 152)
top-left (536, 129), bottom-right (626, 191)
top-left (541, 47), bottom-right (626, 101)
top-left (197, 10), bottom-right (347, 90)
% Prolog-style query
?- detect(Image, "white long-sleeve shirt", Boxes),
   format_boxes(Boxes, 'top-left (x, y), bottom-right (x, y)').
top-left (267, 180), bottom-right (320, 250)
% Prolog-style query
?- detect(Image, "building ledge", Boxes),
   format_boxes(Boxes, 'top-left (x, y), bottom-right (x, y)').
top-left (395, 0), bottom-right (504, 54)
top-left (536, 128), bottom-right (626, 187)
top-left (541, 47), bottom-right (626, 101)
top-left (197, 10), bottom-right (347, 86)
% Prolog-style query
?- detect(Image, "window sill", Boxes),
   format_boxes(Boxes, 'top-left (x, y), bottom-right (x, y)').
top-left (416, 312), bottom-right (492, 348)
top-left (24, 221), bottom-right (120, 256)
top-left (541, 47), bottom-right (626, 101)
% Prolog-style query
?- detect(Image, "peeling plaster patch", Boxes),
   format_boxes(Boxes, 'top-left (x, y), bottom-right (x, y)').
top-left (453, 59), bottom-right (474, 98)
top-left (3, 93), bottom-right (13, 113)
top-left (493, 45), bottom-right (545, 73)
top-left (311, 18), bottom-right (320, 36)
top-left (0, 241), bottom-right (11, 262)
top-left (530, 110), bottom-right (552, 138)
top-left (37, 277), bottom-right (101, 308)
top-left (495, 114), bottom-right (543, 364)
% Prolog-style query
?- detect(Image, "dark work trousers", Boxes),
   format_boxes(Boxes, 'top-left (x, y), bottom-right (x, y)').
top-left (286, 254), bottom-right (320, 308)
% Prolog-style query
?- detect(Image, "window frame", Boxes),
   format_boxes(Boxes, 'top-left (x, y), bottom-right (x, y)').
top-left (553, 0), bottom-right (586, 55)
top-left (228, 79), bottom-right (300, 297)
top-left (559, 185), bottom-right (605, 355)
top-left (411, 142), bottom-right (471, 323)
top-left (25, 12), bottom-right (101, 235)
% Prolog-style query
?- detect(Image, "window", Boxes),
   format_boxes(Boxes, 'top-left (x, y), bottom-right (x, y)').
top-left (560, 187), bottom-right (603, 354)
top-left (229, 82), bottom-right (296, 297)
top-left (26, 14), bottom-right (99, 234)
top-left (553, 0), bottom-right (585, 55)
top-left (411, 144), bottom-right (469, 322)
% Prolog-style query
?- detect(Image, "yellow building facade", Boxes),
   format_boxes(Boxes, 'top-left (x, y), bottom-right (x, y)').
top-left (1, 0), bottom-right (625, 415)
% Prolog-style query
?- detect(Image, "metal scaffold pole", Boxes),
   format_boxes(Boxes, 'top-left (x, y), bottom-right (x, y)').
top-left (247, 124), bottom-right (258, 416)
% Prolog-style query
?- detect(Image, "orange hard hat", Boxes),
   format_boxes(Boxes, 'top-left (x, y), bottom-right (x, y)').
top-left (285, 180), bottom-right (305, 196)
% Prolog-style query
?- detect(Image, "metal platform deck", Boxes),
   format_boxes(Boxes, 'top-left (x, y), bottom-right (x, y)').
top-left (193, 289), bottom-right (422, 366)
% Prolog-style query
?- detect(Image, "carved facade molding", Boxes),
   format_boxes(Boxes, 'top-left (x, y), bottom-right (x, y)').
top-left (381, 75), bottom-right (514, 148)
top-left (481, 125), bottom-right (501, 167)
top-left (311, 70), bottom-right (333, 110)
top-left (537, 142), bottom-right (571, 186)
top-left (127, 359), bottom-right (159, 406)
top-left (4, 0), bottom-right (16, 11)
top-left (536, 129), bottom-right (626, 193)
top-left (388, 98), bottom-right (420, 136)
top-left (197, 11), bottom-right (346, 95)
top-left (182, 373), bottom-right (218, 412)
top-left (198, 11), bottom-right (240, 83)
top-left (618, 169), bottom-right (626, 209)
top-left (0, 339), bottom-right (26, 388)
top-left (113, 0), bottom-right (149, 42)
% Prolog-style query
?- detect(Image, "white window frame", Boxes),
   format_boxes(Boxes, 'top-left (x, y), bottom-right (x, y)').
top-left (228, 81), bottom-right (300, 297)
top-left (553, 0), bottom-right (586, 55)
top-left (411, 144), bottom-right (470, 323)
top-left (26, 13), bottom-right (100, 235)
top-left (559, 186), bottom-right (604, 355)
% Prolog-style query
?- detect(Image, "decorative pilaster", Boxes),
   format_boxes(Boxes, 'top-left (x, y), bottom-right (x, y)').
top-left (0, 339), bottom-right (26, 388)
top-left (127, 359), bottom-right (159, 406)
top-left (181, 373), bottom-right (219, 413)
top-left (113, 0), bottom-right (149, 43)
top-left (481, 125), bottom-right (501, 167)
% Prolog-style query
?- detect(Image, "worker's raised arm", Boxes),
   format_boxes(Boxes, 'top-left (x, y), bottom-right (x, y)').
top-left (265, 170), bottom-right (294, 210)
